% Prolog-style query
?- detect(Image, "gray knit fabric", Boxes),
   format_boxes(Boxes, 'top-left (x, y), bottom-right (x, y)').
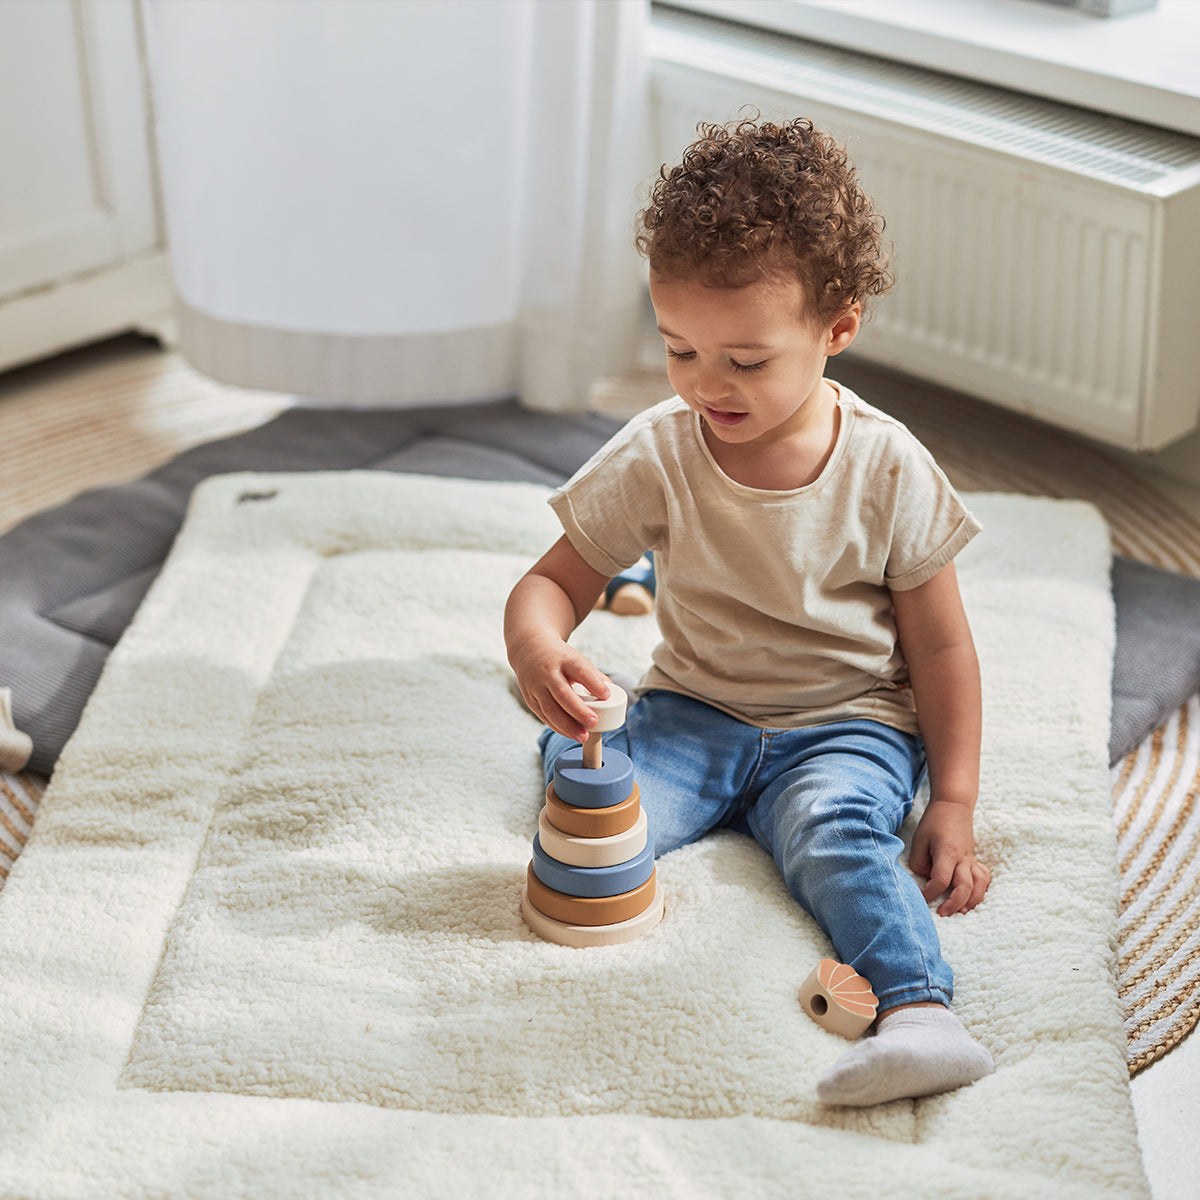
top-left (0, 399), bottom-right (618, 774)
top-left (1110, 556), bottom-right (1200, 764)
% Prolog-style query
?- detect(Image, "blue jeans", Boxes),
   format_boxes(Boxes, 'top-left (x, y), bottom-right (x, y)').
top-left (539, 690), bottom-right (953, 1011)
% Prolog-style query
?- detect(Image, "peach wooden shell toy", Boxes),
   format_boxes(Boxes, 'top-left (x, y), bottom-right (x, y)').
top-left (798, 958), bottom-right (879, 1039)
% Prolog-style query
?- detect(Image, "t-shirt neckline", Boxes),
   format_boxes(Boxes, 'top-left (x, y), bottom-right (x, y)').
top-left (688, 381), bottom-right (854, 498)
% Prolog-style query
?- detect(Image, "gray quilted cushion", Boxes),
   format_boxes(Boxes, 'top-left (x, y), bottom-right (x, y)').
top-left (1110, 556), bottom-right (1200, 763)
top-left (0, 399), bottom-right (618, 774)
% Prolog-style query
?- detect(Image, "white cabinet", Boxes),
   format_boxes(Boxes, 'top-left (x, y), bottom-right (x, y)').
top-left (0, 0), bottom-right (174, 373)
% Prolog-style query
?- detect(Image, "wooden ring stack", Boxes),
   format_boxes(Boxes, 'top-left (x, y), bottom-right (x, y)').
top-left (521, 681), bottom-right (664, 947)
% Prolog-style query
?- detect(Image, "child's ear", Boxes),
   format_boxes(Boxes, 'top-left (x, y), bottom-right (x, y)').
top-left (826, 304), bottom-right (861, 356)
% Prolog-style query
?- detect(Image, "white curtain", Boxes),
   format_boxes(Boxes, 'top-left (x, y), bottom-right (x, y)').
top-left (141, 0), bottom-right (649, 411)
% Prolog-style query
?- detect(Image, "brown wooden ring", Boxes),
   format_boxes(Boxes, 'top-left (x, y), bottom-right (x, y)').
top-left (524, 865), bottom-right (657, 927)
top-left (544, 781), bottom-right (640, 838)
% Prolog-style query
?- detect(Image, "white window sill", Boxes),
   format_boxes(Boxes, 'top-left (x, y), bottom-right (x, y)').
top-left (668, 0), bottom-right (1200, 137)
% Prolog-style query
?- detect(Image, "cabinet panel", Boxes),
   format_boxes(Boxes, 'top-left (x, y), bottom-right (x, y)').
top-left (0, 0), bottom-right (161, 303)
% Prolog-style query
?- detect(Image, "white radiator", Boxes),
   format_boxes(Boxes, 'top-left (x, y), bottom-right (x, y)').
top-left (650, 5), bottom-right (1200, 452)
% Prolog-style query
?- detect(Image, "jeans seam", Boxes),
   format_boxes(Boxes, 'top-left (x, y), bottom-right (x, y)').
top-left (873, 821), bottom-right (938, 998)
top-left (735, 730), bottom-right (774, 812)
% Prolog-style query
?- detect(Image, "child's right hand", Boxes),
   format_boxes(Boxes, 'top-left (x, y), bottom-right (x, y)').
top-left (504, 534), bottom-right (616, 741)
top-left (510, 634), bottom-right (613, 744)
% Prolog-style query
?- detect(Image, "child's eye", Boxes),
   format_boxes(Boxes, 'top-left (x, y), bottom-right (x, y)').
top-left (665, 346), bottom-right (766, 374)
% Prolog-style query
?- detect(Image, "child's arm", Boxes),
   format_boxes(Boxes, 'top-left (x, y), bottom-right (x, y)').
top-left (504, 534), bottom-right (615, 743)
top-left (892, 561), bottom-right (991, 917)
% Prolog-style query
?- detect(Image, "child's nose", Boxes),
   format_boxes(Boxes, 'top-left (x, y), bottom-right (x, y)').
top-left (693, 363), bottom-right (729, 403)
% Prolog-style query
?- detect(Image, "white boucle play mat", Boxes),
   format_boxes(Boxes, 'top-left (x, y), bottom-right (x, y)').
top-left (0, 472), bottom-right (1148, 1198)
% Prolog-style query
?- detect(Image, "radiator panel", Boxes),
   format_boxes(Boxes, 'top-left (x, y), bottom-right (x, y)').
top-left (650, 8), bottom-right (1200, 450)
top-left (853, 134), bottom-right (1153, 437)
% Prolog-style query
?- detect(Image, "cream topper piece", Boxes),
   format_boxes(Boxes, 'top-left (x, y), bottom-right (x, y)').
top-left (571, 681), bottom-right (627, 769)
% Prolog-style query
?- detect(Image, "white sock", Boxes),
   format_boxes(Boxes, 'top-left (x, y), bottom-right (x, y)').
top-left (816, 1005), bottom-right (993, 1107)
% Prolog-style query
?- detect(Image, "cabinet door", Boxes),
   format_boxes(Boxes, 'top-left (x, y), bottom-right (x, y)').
top-left (0, 0), bottom-right (160, 304)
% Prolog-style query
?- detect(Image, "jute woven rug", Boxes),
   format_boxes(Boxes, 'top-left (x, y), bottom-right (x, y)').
top-left (2, 339), bottom-right (1198, 1073)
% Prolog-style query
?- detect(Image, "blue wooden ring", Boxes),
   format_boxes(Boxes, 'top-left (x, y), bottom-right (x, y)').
top-left (552, 745), bottom-right (634, 808)
top-left (531, 835), bottom-right (655, 899)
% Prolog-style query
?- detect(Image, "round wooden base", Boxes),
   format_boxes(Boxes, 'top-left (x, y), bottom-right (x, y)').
top-left (521, 879), bottom-right (664, 947)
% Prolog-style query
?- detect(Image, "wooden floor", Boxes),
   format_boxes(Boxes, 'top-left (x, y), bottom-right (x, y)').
top-left (5, 331), bottom-right (1200, 550)
top-left (0, 333), bottom-right (290, 536)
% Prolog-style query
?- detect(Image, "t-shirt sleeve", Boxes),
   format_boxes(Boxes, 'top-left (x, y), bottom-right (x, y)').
top-left (881, 431), bottom-right (982, 591)
top-left (548, 412), bottom-right (667, 579)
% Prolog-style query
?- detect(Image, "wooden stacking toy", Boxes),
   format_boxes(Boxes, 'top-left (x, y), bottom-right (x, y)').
top-left (521, 680), bottom-right (664, 947)
top-left (798, 958), bottom-right (879, 1039)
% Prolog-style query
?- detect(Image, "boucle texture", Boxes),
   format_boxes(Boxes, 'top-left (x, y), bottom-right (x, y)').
top-left (0, 472), bottom-right (1147, 1198)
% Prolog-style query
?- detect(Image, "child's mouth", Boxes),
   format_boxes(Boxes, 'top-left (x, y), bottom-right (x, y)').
top-left (704, 407), bottom-right (749, 427)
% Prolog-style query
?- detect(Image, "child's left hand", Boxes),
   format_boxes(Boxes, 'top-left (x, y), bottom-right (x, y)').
top-left (910, 799), bottom-right (991, 916)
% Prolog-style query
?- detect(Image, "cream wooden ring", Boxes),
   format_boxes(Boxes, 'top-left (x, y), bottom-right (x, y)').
top-left (537, 806), bottom-right (648, 868)
top-left (521, 880), bottom-right (664, 947)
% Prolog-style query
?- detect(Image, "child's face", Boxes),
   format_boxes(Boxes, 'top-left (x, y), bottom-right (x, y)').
top-left (650, 270), bottom-right (857, 450)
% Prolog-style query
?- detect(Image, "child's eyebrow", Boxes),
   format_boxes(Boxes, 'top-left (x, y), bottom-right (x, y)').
top-left (656, 325), bottom-right (772, 351)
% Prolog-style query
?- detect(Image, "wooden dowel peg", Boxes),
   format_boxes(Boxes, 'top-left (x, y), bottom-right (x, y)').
top-left (583, 731), bottom-right (603, 770)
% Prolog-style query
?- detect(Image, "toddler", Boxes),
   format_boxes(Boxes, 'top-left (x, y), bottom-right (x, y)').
top-left (504, 116), bottom-right (993, 1107)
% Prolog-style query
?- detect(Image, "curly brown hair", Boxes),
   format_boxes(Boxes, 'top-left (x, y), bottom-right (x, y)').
top-left (636, 115), bottom-right (893, 322)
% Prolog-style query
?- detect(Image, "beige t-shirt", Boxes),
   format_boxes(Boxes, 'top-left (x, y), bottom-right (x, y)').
top-left (549, 384), bottom-right (981, 735)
